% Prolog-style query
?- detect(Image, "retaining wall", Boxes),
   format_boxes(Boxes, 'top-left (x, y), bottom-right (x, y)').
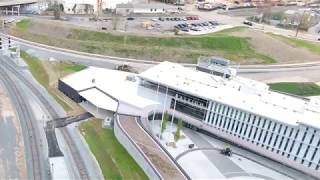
top-left (113, 116), bottom-right (162, 180)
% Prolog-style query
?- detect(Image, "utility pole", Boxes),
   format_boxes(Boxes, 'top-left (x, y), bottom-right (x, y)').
top-left (96, 0), bottom-right (103, 17)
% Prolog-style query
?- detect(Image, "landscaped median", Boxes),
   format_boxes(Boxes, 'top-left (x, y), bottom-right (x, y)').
top-left (79, 119), bottom-right (148, 180)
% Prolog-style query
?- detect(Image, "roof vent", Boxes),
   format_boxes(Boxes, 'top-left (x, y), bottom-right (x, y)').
top-left (126, 75), bottom-right (136, 82)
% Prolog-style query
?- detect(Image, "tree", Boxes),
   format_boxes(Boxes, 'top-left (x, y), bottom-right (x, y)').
top-left (295, 10), bottom-right (312, 37)
top-left (52, 2), bottom-right (61, 20)
top-left (161, 111), bottom-right (169, 135)
top-left (174, 119), bottom-right (184, 142)
top-left (256, 0), bottom-right (272, 25)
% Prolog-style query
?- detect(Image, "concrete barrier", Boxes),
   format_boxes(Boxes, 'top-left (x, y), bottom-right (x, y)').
top-left (113, 115), bottom-right (162, 180)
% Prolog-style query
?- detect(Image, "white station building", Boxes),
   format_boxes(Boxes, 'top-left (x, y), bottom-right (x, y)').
top-left (58, 60), bottom-right (320, 178)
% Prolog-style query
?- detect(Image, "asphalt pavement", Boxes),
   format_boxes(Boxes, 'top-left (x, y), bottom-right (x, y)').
top-left (181, 128), bottom-right (317, 180)
top-left (7, 35), bottom-right (320, 83)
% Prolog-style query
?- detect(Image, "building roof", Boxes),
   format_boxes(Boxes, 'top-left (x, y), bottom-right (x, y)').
top-left (138, 61), bottom-right (320, 128)
top-left (79, 88), bottom-right (118, 111)
top-left (116, 2), bottom-right (172, 9)
top-left (116, 2), bottom-right (133, 8)
top-left (0, 0), bottom-right (37, 6)
top-left (61, 67), bottom-right (158, 111)
top-left (61, 62), bottom-right (320, 129)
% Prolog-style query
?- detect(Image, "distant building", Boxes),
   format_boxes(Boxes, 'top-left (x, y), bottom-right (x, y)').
top-left (61, 0), bottom-right (132, 14)
top-left (116, 2), bottom-right (176, 16)
top-left (0, 0), bottom-right (47, 15)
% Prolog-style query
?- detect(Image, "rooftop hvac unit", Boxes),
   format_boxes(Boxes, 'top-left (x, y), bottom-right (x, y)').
top-left (196, 56), bottom-right (236, 78)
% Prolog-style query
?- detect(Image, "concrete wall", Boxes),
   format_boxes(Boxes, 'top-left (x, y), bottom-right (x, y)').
top-left (113, 116), bottom-right (162, 180)
top-left (142, 110), bottom-right (320, 179)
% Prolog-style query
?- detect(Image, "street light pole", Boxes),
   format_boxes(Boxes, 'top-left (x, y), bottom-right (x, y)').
top-left (159, 86), bottom-right (168, 138)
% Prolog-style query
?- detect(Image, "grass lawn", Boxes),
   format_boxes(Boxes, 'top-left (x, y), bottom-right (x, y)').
top-left (21, 51), bottom-right (85, 111)
top-left (11, 19), bottom-right (275, 64)
top-left (270, 34), bottom-right (320, 55)
top-left (16, 19), bottom-right (31, 32)
top-left (80, 119), bottom-right (148, 180)
top-left (269, 82), bottom-right (320, 96)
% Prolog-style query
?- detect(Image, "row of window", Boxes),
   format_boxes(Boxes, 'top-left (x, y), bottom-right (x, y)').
top-left (204, 101), bottom-right (320, 170)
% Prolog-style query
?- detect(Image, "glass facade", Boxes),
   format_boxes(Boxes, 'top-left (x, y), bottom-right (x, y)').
top-left (204, 100), bottom-right (320, 171)
top-left (141, 78), bottom-right (320, 172)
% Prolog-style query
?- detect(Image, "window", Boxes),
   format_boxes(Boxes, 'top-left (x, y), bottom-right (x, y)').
top-left (226, 109), bottom-right (233, 130)
top-left (289, 129), bottom-right (300, 154)
top-left (310, 139), bottom-right (320, 162)
top-left (284, 128), bottom-right (294, 152)
top-left (273, 124), bottom-right (282, 148)
top-left (248, 116), bottom-right (255, 139)
top-left (262, 120), bottom-right (272, 145)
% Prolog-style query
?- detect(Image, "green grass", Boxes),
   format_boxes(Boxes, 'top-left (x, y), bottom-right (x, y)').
top-left (80, 119), bottom-right (148, 180)
top-left (70, 29), bottom-right (249, 53)
top-left (270, 34), bottom-right (320, 55)
top-left (11, 20), bottom-right (275, 64)
top-left (21, 51), bottom-right (73, 111)
top-left (269, 82), bottom-right (320, 96)
top-left (55, 63), bottom-right (87, 74)
top-left (208, 26), bottom-right (248, 36)
top-left (15, 19), bottom-right (31, 32)
top-left (21, 51), bottom-right (49, 87)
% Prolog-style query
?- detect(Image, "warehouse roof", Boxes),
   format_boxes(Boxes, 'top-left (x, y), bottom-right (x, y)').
top-left (61, 67), bottom-right (158, 111)
top-left (0, 0), bottom-right (37, 6)
top-left (138, 61), bottom-right (320, 128)
top-left (61, 62), bottom-right (320, 129)
top-left (79, 88), bottom-right (118, 112)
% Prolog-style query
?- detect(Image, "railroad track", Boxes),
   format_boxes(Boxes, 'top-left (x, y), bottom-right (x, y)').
top-left (0, 65), bottom-right (42, 180)
top-left (0, 57), bottom-right (90, 180)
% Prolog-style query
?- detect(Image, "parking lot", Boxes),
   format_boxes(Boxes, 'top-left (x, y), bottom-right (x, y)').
top-left (123, 15), bottom-right (231, 35)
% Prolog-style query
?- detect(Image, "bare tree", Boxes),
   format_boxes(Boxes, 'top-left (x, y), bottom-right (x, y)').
top-left (295, 10), bottom-right (312, 37)
top-left (256, 0), bottom-right (273, 28)
top-left (53, 2), bottom-right (61, 20)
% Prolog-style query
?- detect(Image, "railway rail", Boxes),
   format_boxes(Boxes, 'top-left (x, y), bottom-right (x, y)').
top-left (0, 57), bottom-right (90, 180)
top-left (0, 65), bottom-right (43, 180)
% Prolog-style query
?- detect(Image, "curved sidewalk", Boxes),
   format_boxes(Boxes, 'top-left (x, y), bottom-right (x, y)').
top-left (117, 114), bottom-right (186, 180)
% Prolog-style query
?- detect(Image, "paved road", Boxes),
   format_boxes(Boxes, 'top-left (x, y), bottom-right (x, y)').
top-left (182, 128), bottom-right (317, 180)
top-left (3, 33), bottom-right (319, 83)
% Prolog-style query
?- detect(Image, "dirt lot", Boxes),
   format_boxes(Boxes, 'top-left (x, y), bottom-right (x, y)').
top-left (231, 29), bottom-right (320, 63)
top-left (0, 85), bottom-right (27, 179)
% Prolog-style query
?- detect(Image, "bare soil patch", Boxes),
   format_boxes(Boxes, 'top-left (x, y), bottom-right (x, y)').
top-left (231, 29), bottom-right (320, 63)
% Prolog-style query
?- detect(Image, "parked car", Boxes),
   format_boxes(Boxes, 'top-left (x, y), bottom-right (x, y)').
top-left (243, 20), bottom-right (253, 26)
top-left (158, 17), bottom-right (164, 21)
top-left (127, 17), bottom-right (135, 20)
top-left (220, 147), bottom-right (232, 156)
top-left (190, 27), bottom-right (200, 31)
top-left (180, 28), bottom-right (189, 32)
